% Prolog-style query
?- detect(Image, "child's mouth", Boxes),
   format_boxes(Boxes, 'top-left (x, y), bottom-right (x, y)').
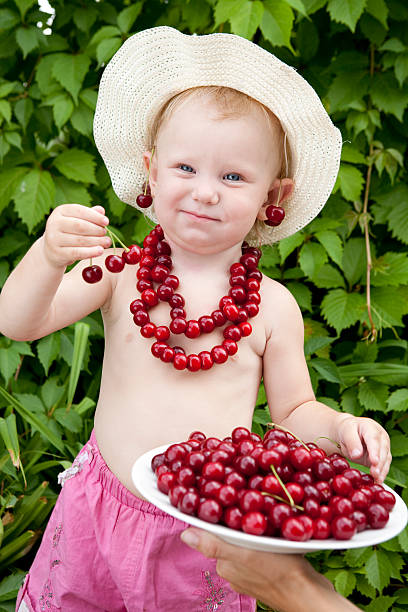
top-left (183, 211), bottom-right (218, 222)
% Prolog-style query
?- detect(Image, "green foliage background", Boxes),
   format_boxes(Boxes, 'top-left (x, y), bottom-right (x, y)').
top-left (0, 0), bottom-right (408, 609)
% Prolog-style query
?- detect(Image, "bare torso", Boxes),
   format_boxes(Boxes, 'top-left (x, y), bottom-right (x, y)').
top-left (94, 260), bottom-right (269, 498)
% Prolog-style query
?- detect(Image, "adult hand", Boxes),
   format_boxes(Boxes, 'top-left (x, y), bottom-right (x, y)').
top-left (181, 528), bottom-right (359, 612)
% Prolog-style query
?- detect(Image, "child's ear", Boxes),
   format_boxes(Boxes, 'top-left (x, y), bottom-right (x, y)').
top-left (142, 150), bottom-right (157, 194)
top-left (257, 178), bottom-right (294, 221)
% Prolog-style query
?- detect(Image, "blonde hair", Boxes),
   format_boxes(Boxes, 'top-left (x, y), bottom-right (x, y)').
top-left (147, 86), bottom-right (291, 245)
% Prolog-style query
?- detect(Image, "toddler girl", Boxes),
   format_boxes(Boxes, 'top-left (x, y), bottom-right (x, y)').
top-left (0, 26), bottom-right (391, 612)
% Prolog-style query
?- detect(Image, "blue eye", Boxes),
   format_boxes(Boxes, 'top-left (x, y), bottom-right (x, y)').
top-left (179, 164), bottom-right (194, 173)
top-left (224, 173), bottom-right (242, 181)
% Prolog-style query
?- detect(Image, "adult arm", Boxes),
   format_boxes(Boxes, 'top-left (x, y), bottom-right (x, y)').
top-left (181, 528), bottom-right (359, 612)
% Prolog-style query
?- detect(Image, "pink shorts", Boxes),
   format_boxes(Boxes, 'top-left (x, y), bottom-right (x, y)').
top-left (16, 431), bottom-right (256, 612)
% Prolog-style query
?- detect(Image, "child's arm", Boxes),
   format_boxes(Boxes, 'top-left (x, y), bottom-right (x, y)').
top-left (0, 204), bottom-right (113, 341)
top-left (262, 281), bottom-right (391, 484)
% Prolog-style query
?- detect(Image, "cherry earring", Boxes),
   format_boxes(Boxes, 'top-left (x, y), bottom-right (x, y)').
top-left (265, 205), bottom-right (285, 226)
top-left (137, 147), bottom-right (155, 209)
top-left (264, 179), bottom-right (285, 227)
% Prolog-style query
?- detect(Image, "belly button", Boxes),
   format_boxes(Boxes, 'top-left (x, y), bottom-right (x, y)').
top-left (125, 333), bottom-right (133, 343)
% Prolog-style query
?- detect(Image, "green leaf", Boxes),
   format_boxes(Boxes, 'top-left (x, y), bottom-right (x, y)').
top-left (355, 574), bottom-right (376, 598)
top-left (0, 231), bottom-right (27, 258)
top-left (315, 231), bottom-right (343, 266)
top-left (51, 54), bottom-right (91, 104)
top-left (0, 347), bottom-right (20, 384)
top-left (341, 144), bottom-right (367, 165)
top-left (106, 186), bottom-right (126, 219)
top-left (5, 130), bottom-right (22, 152)
top-left (286, 282), bottom-right (312, 311)
top-left (358, 379), bottom-right (389, 412)
top-left (73, 6), bottom-right (98, 33)
top-left (49, 93), bottom-right (74, 129)
top-left (302, 0), bottom-right (326, 14)
top-left (53, 149), bottom-right (97, 184)
top-left (14, 97), bottom-right (33, 132)
top-left (310, 357), bottom-right (343, 383)
top-left (0, 81), bottom-right (17, 98)
top-left (15, 26), bottom-right (39, 58)
top-left (0, 570), bottom-right (25, 602)
top-left (13, 169), bottom-right (55, 233)
top-left (54, 176), bottom-right (92, 207)
top-left (313, 264), bottom-right (345, 289)
top-left (36, 333), bottom-right (61, 376)
top-left (304, 336), bottom-right (335, 356)
top-left (371, 252), bottom-right (408, 287)
top-left (390, 433), bottom-right (408, 457)
top-left (79, 88), bottom-right (98, 111)
top-left (88, 25), bottom-right (121, 48)
top-left (13, 0), bottom-right (36, 20)
top-left (344, 546), bottom-right (371, 567)
top-left (54, 407), bottom-right (82, 433)
top-left (365, 0), bottom-right (388, 27)
top-left (335, 164), bottom-right (364, 202)
top-left (365, 549), bottom-right (392, 593)
top-left (117, 3), bottom-right (142, 33)
top-left (0, 167), bottom-right (27, 216)
top-left (334, 570), bottom-right (356, 598)
top-left (327, 0), bottom-right (367, 32)
top-left (398, 526), bottom-right (408, 553)
top-left (278, 232), bottom-right (304, 263)
top-left (284, 0), bottom-right (307, 16)
top-left (299, 242), bottom-right (328, 279)
top-left (229, 0), bottom-right (264, 38)
top-left (372, 184), bottom-right (408, 245)
top-left (0, 385), bottom-right (64, 453)
top-left (364, 596), bottom-right (397, 612)
top-left (369, 286), bottom-right (408, 328)
top-left (395, 53), bottom-right (408, 87)
top-left (41, 377), bottom-right (65, 411)
top-left (96, 38), bottom-right (122, 66)
top-left (379, 38), bottom-right (406, 52)
top-left (66, 322), bottom-right (89, 410)
top-left (321, 289), bottom-right (366, 334)
top-left (260, 0), bottom-right (294, 50)
top-left (386, 388), bottom-right (408, 413)
top-left (14, 393), bottom-right (45, 414)
top-left (326, 72), bottom-right (370, 114)
top-left (214, 0), bottom-right (247, 26)
top-left (70, 100), bottom-right (93, 136)
top-left (0, 100), bottom-right (11, 123)
top-left (0, 9), bottom-right (20, 30)
top-left (342, 238), bottom-right (366, 286)
top-left (370, 72), bottom-right (408, 122)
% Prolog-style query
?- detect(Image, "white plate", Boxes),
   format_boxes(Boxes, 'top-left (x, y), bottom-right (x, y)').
top-left (131, 444), bottom-right (408, 554)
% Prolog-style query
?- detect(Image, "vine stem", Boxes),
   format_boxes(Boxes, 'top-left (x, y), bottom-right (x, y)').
top-left (363, 44), bottom-right (377, 342)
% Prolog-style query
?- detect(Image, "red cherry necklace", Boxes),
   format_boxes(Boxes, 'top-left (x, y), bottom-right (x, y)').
top-left (83, 224), bottom-right (262, 372)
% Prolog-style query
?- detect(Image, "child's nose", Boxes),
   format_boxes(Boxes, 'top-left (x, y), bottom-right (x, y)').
top-left (191, 183), bottom-right (219, 205)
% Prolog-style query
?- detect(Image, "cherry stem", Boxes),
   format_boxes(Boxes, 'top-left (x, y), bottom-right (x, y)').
top-left (106, 227), bottom-right (129, 251)
top-left (261, 491), bottom-right (304, 512)
top-left (314, 435), bottom-right (341, 450)
top-left (144, 146), bottom-right (155, 195)
top-left (269, 464), bottom-right (295, 507)
top-left (267, 422), bottom-right (309, 450)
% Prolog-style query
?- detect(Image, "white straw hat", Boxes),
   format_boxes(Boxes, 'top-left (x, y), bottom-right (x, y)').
top-left (93, 26), bottom-right (342, 245)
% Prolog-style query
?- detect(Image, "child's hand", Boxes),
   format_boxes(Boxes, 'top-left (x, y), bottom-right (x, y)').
top-left (43, 204), bottom-right (111, 268)
top-left (336, 415), bottom-right (391, 484)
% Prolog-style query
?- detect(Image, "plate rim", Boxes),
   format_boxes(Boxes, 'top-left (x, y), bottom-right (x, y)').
top-left (131, 444), bottom-right (408, 553)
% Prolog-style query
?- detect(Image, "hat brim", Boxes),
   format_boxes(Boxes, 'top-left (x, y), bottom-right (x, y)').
top-left (93, 26), bottom-right (342, 245)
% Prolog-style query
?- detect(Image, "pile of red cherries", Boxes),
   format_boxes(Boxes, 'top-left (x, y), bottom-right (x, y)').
top-left (151, 426), bottom-right (395, 542)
